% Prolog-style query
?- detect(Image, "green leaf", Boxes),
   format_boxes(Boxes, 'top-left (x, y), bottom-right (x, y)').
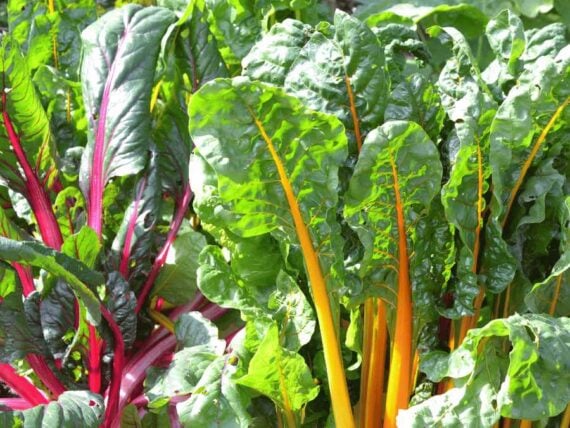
top-left (176, 355), bottom-right (253, 427)
top-left (79, 5), bottom-right (176, 199)
top-left (15, 391), bottom-right (104, 428)
top-left (189, 77), bottom-right (347, 299)
top-left (0, 236), bottom-right (102, 324)
top-left (0, 292), bottom-right (48, 361)
top-left (203, 0), bottom-right (262, 65)
top-left (33, 66), bottom-right (88, 156)
top-left (385, 73), bottom-right (445, 142)
top-left (485, 10), bottom-right (525, 79)
top-left (105, 272), bottom-right (137, 349)
top-left (151, 225), bottom-right (207, 305)
top-left (198, 245), bottom-right (315, 351)
top-left (284, 11), bottom-right (388, 149)
top-left (402, 314), bottom-right (570, 425)
top-left (344, 121), bottom-right (442, 309)
top-left (111, 157), bottom-right (160, 279)
top-left (242, 19), bottom-right (313, 87)
top-left (0, 36), bottom-right (56, 192)
top-left (61, 226), bottom-right (101, 269)
top-left (236, 324), bottom-right (319, 414)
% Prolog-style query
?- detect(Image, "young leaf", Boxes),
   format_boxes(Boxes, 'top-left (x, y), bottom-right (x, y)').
top-left (79, 4), bottom-right (175, 236)
top-left (236, 323), bottom-right (319, 421)
top-left (189, 77), bottom-right (353, 426)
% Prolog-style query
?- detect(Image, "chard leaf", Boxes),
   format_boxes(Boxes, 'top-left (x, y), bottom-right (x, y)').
top-left (33, 66), bottom-right (88, 156)
top-left (0, 36), bottom-right (56, 192)
top-left (105, 272), bottom-right (137, 350)
top-left (189, 77), bottom-right (353, 425)
top-left (284, 11), bottom-right (388, 150)
top-left (401, 314), bottom-right (570, 425)
top-left (151, 225), bottom-right (206, 305)
top-left (242, 19), bottom-right (313, 86)
top-left (0, 292), bottom-right (47, 361)
top-left (0, 236), bottom-right (102, 324)
top-left (344, 121), bottom-right (442, 310)
top-left (343, 120), bottom-right (442, 419)
top-left (485, 10), bottom-right (525, 83)
top-left (203, 0), bottom-right (262, 65)
top-left (198, 245), bottom-right (315, 351)
top-left (525, 197), bottom-right (570, 316)
top-left (385, 73), bottom-right (445, 142)
top-left (79, 5), bottom-right (175, 234)
top-left (176, 355), bottom-right (252, 428)
top-left (236, 323), bottom-right (319, 415)
top-left (13, 391), bottom-right (104, 428)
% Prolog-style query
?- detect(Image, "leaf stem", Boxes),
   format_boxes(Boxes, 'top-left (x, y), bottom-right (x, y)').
top-left (548, 273), bottom-right (563, 316)
top-left (383, 153), bottom-right (413, 428)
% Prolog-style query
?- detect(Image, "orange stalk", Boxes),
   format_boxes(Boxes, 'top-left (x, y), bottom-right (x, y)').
top-left (344, 75), bottom-right (363, 152)
top-left (251, 114), bottom-right (355, 428)
top-left (383, 153), bottom-right (413, 428)
top-left (519, 420), bottom-right (532, 428)
top-left (360, 299), bottom-right (388, 428)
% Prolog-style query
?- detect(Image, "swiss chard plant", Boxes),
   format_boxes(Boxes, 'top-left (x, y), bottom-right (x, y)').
top-left (0, 0), bottom-right (569, 427)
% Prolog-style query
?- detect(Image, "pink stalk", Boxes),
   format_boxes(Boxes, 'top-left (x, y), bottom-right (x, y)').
top-left (0, 397), bottom-right (34, 410)
top-left (100, 306), bottom-right (125, 428)
top-left (0, 363), bottom-right (48, 406)
top-left (2, 92), bottom-right (63, 250)
top-left (134, 184), bottom-right (192, 313)
top-left (168, 403), bottom-right (182, 428)
top-left (119, 177), bottom-right (147, 278)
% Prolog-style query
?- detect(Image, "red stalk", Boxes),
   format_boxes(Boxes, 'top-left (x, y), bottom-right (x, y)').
top-left (135, 184), bottom-right (192, 313)
top-left (0, 363), bottom-right (48, 406)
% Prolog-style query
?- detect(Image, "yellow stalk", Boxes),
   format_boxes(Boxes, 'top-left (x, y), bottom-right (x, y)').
top-left (549, 274), bottom-right (563, 316)
top-left (250, 113), bottom-right (355, 428)
top-left (383, 153), bottom-right (413, 428)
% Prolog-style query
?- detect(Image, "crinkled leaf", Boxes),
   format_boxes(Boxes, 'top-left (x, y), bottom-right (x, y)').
top-left (0, 291), bottom-right (47, 361)
top-left (145, 312), bottom-right (225, 407)
top-left (105, 272), bottom-right (137, 350)
top-left (176, 355), bottom-right (252, 428)
top-left (485, 10), bottom-right (525, 82)
top-left (242, 19), bottom-right (313, 87)
top-left (385, 73), bottom-right (445, 142)
top-left (284, 11), bottom-right (388, 149)
top-left (189, 77), bottom-right (347, 302)
top-left (402, 314), bottom-right (570, 425)
top-left (197, 245), bottom-right (315, 351)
